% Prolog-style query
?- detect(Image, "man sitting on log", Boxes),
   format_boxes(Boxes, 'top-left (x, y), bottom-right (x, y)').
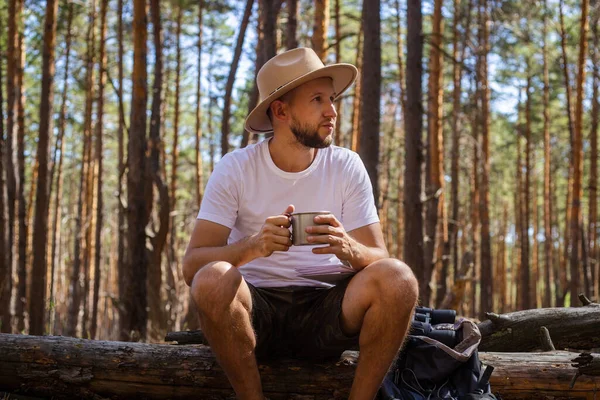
top-left (182, 47), bottom-right (419, 400)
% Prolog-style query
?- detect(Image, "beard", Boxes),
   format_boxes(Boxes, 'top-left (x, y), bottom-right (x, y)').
top-left (289, 116), bottom-right (333, 149)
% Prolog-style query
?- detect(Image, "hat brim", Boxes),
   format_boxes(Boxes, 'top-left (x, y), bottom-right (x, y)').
top-left (244, 63), bottom-right (358, 134)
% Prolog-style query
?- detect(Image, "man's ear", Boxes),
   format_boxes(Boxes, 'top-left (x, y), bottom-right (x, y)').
top-left (270, 100), bottom-right (289, 121)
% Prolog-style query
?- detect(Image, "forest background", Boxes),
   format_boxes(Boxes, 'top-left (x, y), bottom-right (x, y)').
top-left (0, 0), bottom-right (597, 343)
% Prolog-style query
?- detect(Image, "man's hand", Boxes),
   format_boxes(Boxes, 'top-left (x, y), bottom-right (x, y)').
top-left (249, 204), bottom-right (294, 258)
top-left (306, 213), bottom-right (358, 264)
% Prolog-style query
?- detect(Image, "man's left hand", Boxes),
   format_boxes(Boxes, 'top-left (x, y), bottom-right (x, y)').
top-left (306, 214), bottom-right (357, 263)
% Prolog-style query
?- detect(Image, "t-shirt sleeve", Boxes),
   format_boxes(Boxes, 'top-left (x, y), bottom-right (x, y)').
top-left (341, 152), bottom-right (380, 232)
top-left (196, 154), bottom-right (240, 229)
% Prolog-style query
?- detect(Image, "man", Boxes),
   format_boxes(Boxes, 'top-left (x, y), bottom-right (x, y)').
top-left (183, 48), bottom-right (418, 400)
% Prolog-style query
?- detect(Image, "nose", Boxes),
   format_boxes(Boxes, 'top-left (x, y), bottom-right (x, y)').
top-left (323, 99), bottom-right (337, 119)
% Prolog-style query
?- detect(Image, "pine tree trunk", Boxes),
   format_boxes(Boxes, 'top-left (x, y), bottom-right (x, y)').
top-left (90, 0), bottom-right (108, 340)
top-left (15, 0), bottom-right (26, 333)
top-left (0, 9), bottom-right (10, 333)
top-left (542, 0), bottom-right (553, 308)
top-left (49, 2), bottom-right (74, 335)
top-left (470, 95), bottom-right (480, 317)
top-left (221, 0), bottom-right (254, 157)
top-left (404, 0), bottom-right (425, 292)
top-left (350, 13), bottom-right (363, 153)
top-left (358, 0), bottom-right (381, 209)
top-left (394, 0), bottom-right (406, 260)
top-left (147, 0), bottom-right (170, 339)
top-left (195, 1), bottom-right (204, 210)
top-left (28, 0), bottom-right (59, 336)
top-left (478, 0), bottom-right (492, 317)
top-left (67, 0), bottom-right (96, 337)
top-left (333, 0), bottom-right (342, 145)
top-left (588, 0), bottom-right (599, 299)
top-left (122, 0), bottom-right (149, 341)
top-left (4, 0), bottom-right (18, 333)
top-left (559, 0), bottom-right (574, 306)
top-left (570, 0), bottom-right (589, 304)
top-left (117, 0), bottom-right (126, 325)
top-left (519, 72), bottom-right (532, 311)
top-left (287, 0), bottom-right (298, 49)
top-left (424, 0), bottom-right (444, 307)
top-left (312, 0), bottom-right (330, 61)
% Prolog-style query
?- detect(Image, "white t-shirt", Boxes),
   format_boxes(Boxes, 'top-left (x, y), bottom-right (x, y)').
top-left (197, 138), bottom-right (379, 288)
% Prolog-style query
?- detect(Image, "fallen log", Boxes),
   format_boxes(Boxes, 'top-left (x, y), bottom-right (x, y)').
top-left (478, 304), bottom-right (600, 352)
top-left (1, 334), bottom-right (600, 399)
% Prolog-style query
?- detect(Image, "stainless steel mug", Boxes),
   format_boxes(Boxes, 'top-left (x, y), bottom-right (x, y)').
top-left (290, 211), bottom-right (331, 246)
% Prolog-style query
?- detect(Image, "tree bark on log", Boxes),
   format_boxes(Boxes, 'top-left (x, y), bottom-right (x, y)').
top-left (1, 334), bottom-right (600, 399)
top-left (478, 305), bottom-right (600, 351)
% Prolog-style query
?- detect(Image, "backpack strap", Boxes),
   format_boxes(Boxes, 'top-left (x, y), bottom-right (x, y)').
top-left (477, 365), bottom-right (494, 391)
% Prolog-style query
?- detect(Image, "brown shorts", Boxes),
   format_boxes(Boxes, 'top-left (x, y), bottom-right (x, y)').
top-left (247, 277), bottom-right (359, 361)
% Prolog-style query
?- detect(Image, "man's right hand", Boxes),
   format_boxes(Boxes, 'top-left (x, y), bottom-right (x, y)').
top-left (249, 204), bottom-right (295, 258)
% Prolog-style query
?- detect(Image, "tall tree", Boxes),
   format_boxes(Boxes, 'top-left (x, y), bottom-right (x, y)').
top-left (29, 0), bottom-right (60, 335)
top-left (424, 0), bottom-right (444, 306)
top-left (333, 0), bottom-right (342, 145)
top-left (570, 0), bottom-right (590, 304)
top-left (359, 0), bottom-right (381, 208)
top-left (312, 0), bottom-right (330, 61)
top-left (122, 0), bottom-right (149, 341)
top-left (195, 1), bottom-right (204, 210)
top-left (90, 0), bottom-right (108, 340)
top-left (67, 0), bottom-right (96, 337)
top-left (147, 0), bottom-right (170, 338)
top-left (4, 0), bottom-right (18, 329)
top-left (542, 0), bottom-right (553, 308)
top-left (478, 0), bottom-right (493, 316)
top-left (0, 9), bottom-right (9, 333)
top-left (519, 72), bottom-right (532, 310)
top-left (49, 2), bottom-right (75, 333)
top-left (404, 0), bottom-right (425, 289)
top-left (221, 0), bottom-right (254, 156)
top-left (287, 0), bottom-right (298, 49)
top-left (117, 0), bottom-right (127, 318)
top-left (15, 0), bottom-right (26, 333)
top-left (588, 0), bottom-right (599, 299)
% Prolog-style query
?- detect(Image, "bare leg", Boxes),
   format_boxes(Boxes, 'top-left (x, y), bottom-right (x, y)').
top-left (191, 261), bottom-right (264, 399)
top-left (341, 258), bottom-right (419, 400)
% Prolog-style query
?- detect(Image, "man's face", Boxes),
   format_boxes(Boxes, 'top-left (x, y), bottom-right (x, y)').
top-left (285, 77), bottom-right (337, 149)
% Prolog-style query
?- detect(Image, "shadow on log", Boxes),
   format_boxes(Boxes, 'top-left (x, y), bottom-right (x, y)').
top-left (478, 303), bottom-right (600, 352)
top-left (1, 334), bottom-right (600, 399)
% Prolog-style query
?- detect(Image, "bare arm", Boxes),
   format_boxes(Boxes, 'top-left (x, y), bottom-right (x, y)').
top-left (182, 205), bottom-right (296, 286)
top-left (182, 219), bottom-right (258, 286)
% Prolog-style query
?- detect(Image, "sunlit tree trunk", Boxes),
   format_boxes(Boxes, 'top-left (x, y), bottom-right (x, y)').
top-left (394, 0), bottom-right (407, 259)
top-left (15, 0), bottom-right (26, 333)
top-left (0, 9), bottom-right (10, 333)
top-left (542, 0), bottom-right (553, 308)
top-left (559, 0), bottom-right (574, 306)
top-left (424, 0), bottom-right (444, 307)
top-left (350, 12), bottom-right (363, 153)
top-left (333, 0), bottom-right (343, 145)
top-left (404, 0), bottom-right (425, 293)
top-left (117, 0), bottom-right (126, 323)
top-left (221, 0), bottom-right (254, 157)
top-left (478, 0), bottom-right (492, 317)
top-left (312, 0), bottom-right (329, 61)
top-left (121, 0), bottom-right (149, 341)
top-left (68, 0), bottom-right (96, 337)
top-left (90, 0), bottom-right (108, 340)
top-left (519, 72), bottom-right (532, 311)
top-left (287, 0), bottom-right (298, 49)
top-left (590, 0), bottom-right (600, 299)
top-left (4, 0), bottom-right (18, 333)
top-left (195, 1), bottom-right (204, 210)
top-left (359, 0), bottom-right (381, 208)
top-left (570, 0), bottom-right (590, 304)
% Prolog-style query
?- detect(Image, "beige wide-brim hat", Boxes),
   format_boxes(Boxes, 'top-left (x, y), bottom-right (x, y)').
top-left (244, 47), bottom-right (358, 134)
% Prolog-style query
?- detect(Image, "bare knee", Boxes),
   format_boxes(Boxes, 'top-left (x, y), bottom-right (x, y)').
top-left (366, 258), bottom-right (419, 308)
top-left (190, 261), bottom-right (248, 320)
